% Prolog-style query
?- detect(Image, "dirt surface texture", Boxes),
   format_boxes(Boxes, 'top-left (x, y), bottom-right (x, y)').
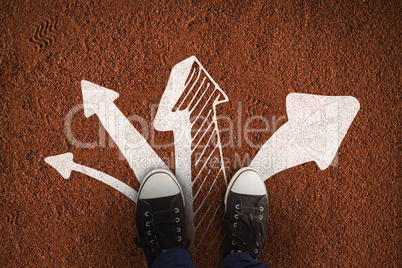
top-left (1, 0), bottom-right (401, 267)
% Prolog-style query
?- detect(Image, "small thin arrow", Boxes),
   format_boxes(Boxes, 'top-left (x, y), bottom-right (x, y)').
top-left (45, 153), bottom-right (137, 202)
top-left (250, 93), bottom-right (360, 180)
top-left (81, 80), bottom-right (169, 182)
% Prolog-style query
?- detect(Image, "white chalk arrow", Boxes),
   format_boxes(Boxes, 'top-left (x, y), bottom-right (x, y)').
top-left (81, 80), bottom-right (169, 182)
top-left (154, 56), bottom-right (229, 242)
top-left (45, 153), bottom-right (137, 202)
top-left (250, 93), bottom-right (360, 180)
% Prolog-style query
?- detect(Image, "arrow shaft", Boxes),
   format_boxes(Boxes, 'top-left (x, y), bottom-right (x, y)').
top-left (73, 163), bottom-right (137, 202)
top-left (171, 101), bottom-right (228, 243)
top-left (97, 102), bottom-right (168, 182)
top-left (249, 122), bottom-right (313, 180)
top-left (172, 124), bottom-right (195, 241)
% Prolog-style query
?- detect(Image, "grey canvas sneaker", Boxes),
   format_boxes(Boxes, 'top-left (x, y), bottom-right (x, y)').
top-left (222, 167), bottom-right (269, 260)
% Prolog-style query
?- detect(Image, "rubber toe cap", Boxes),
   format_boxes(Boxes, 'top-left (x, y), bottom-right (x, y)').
top-left (231, 168), bottom-right (266, 196)
top-left (139, 170), bottom-right (180, 199)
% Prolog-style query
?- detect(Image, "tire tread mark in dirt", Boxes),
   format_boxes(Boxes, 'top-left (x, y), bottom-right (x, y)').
top-left (29, 18), bottom-right (58, 51)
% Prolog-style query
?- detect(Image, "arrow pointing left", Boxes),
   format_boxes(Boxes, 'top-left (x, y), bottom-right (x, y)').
top-left (45, 153), bottom-right (137, 202)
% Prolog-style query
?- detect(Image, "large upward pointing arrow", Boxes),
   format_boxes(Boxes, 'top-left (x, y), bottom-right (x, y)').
top-left (250, 93), bottom-right (360, 180)
top-left (81, 80), bottom-right (168, 181)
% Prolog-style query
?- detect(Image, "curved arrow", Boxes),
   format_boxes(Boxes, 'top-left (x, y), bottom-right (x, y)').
top-left (81, 80), bottom-right (169, 182)
top-left (45, 153), bottom-right (137, 202)
top-left (250, 93), bottom-right (360, 180)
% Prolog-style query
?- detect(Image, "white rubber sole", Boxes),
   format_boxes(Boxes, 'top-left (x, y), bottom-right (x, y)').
top-left (136, 168), bottom-right (185, 209)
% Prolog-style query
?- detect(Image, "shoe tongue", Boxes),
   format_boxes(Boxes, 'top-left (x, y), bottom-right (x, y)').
top-left (144, 194), bottom-right (181, 228)
top-left (234, 193), bottom-right (266, 236)
top-left (144, 194), bottom-right (183, 249)
top-left (237, 193), bottom-right (264, 212)
top-left (145, 194), bottom-right (178, 211)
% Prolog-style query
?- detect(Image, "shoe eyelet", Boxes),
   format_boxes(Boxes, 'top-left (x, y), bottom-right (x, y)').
top-left (234, 214), bottom-right (239, 219)
top-left (150, 240), bottom-right (155, 244)
top-left (256, 241), bottom-right (259, 246)
top-left (147, 230), bottom-right (152, 236)
top-left (259, 215), bottom-right (263, 220)
top-left (177, 227), bottom-right (181, 233)
top-left (146, 221), bottom-right (151, 227)
top-left (232, 233), bottom-right (236, 237)
top-left (233, 222), bottom-right (238, 227)
top-left (177, 236), bottom-right (182, 242)
top-left (254, 249), bottom-right (259, 254)
top-left (235, 204), bottom-right (240, 209)
top-left (231, 249), bottom-right (235, 254)
top-left (175, 208), bottom-right (179, 213)
top-left (232, 240), bottom-right (236, 245)
top-left (145, 211), bottom-right (150, 217)
top-left (260, 206), bottom-right (264, 211)
top-left (175, 217), bottom-right (180, 223)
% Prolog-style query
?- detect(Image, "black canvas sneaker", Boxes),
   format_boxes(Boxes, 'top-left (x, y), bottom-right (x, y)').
top-left (135, 169), bottom-right (190, 267)
top-left (222, 167), bottom-right (269, 260)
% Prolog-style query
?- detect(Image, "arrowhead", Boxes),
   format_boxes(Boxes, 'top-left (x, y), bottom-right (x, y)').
top-left (286, 93), bottom-right (360, 170)
top-left (154, 56), bottom-right (198, 130)
top-left (154, 56), bottom-right (229, 131)
top-left (44, 153), bottom-right (75, 179)
top-left (81, 80), bottom-right (119, 118)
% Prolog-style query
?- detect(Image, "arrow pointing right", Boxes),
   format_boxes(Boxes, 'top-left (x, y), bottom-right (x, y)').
top-left (250, 93), bottom-right (360, 180)
top-left (81, 81), bottom-right (169, 182)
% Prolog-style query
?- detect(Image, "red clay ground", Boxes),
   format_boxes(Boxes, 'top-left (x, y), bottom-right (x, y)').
top-left (1, 0), bottom-right (401, 267)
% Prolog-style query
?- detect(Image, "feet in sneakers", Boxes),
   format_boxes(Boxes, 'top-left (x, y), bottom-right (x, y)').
top-left (135, 167), bottom-right (268, 265)
top-left (135, 169), bottom-right (190, 267)
top-left (222, 167), bottom-right (269, 260)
